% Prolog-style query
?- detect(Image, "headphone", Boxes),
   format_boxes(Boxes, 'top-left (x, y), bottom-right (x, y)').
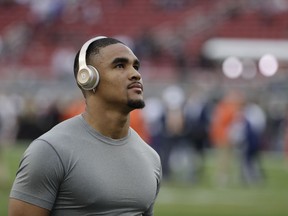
top-left (77, 36), bottom-right (107, 91)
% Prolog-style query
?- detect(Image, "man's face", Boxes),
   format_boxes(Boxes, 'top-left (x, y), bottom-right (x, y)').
top-left (90, 43), bottom-right (145, 111)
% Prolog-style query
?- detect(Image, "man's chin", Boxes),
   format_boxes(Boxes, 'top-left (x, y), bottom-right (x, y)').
top-left (127, 99), bottom-right (145, 109)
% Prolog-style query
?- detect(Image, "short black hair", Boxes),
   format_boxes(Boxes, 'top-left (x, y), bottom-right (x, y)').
top-left (73, 37), bottom-right (124, 89)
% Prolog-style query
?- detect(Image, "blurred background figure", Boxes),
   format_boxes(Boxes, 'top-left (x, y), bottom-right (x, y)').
top-left (0, 94), bottom-right (19, 144)
top-left (130, 109), bottom-right (151, 143)
top-left (59, 98), bottom-right (85, 121)
top-left (142, 97), bottom-right (165, 155)
top-left (209, 89), bottom-right (244, 186)
top-left (282, 111), bottom-right (288, 169)
top-left (0, 93), bottom-right (19, 185)
top-left (183, 87), bottom-right (214, 184)
top-left (160, 84), bottom-right (187, 180)
top-left (240, 97), bottom-right (267, 186)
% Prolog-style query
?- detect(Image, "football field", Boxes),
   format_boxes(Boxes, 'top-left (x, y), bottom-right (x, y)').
top-left (155, 150), bottom-right (288, 216)
top-left (1, 143), bottom-right (287, 216)
top-left (155, 181), bottom-right (288, 216)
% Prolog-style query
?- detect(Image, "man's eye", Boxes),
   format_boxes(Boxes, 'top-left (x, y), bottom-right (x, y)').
top-left (134, 65), bottom-right (140, 71)
top-left (116, 64), bottom-right (124, 68)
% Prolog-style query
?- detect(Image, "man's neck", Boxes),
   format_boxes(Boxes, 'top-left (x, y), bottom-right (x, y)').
top-left (82, 108), bottom-right (130, 139)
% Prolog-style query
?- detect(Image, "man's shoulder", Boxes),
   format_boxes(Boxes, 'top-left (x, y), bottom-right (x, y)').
top-left (44, 115), bottom-right (82, 133)
top-left (130, 128), bottom-right (160, 161)
top-left (37, 115), bottom-right (84, 146)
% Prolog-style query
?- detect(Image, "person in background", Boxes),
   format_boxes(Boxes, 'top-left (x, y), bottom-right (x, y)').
top-left (240, 99), bottom-right (266, 185)
top-left (130, 108), bottom-right (151, 143)
top-left (209, 90), bottom-right (244, 186)
top-left (9, 36), bottom-right (162, 216)
top-left (161, 85), bottom-right (186, 179)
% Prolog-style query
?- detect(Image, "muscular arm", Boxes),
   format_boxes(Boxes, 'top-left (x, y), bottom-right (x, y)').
top-left (9, 140), bottom-right (64, 215)
top-left (9, 199), bottom-right (50, 216)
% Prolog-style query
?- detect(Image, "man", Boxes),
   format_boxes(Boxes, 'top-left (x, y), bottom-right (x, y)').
top-left (9, 36), bottom-right (162, 216)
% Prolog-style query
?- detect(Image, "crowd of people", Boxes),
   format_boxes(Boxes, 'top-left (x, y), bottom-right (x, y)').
top-left (1, 82), bottom-right (287, 186)
top-left (143, 85), bottom-right (269, 186)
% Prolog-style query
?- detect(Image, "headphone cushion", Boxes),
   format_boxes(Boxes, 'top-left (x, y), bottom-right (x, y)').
top-left (77, 65), bottom-right (99, 90)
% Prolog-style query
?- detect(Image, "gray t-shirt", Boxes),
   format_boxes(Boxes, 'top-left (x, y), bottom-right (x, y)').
top-left (10, 115), bottom-right (162, 216)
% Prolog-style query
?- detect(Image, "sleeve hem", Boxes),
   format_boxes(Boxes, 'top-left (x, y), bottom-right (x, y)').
top-left (10, 189), bottom-right (54, 210)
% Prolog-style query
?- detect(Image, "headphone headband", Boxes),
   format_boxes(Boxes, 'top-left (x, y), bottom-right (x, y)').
top-left (77, 36), bottom-right (107, 91)
top-left (78, 36), bottom-right (107, 69)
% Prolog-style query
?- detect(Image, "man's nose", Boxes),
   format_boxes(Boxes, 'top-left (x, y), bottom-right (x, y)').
top-left (130, 68), bottom-right (141, 80)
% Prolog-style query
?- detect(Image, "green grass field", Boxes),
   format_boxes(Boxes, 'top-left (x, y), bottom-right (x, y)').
top-left (1, 143), bottom-right (288, 216)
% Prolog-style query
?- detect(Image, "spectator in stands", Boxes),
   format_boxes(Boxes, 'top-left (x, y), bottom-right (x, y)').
top-left (0, 22), bottom-right (32, 64)
top-left (26, 0), bottom-right (66, 26)
top-left (9, 36), bottom-right (162, 216)
top-left (61, 0), bottom-right (102, 25)
top-left (51, 45), bottom-right (76, 79)
top-left (152, 0), bottom-right (189, 10)
top-left (134, 30), bottom-right (159, 62)
top-left (79, 0), bottom-right (102, 25)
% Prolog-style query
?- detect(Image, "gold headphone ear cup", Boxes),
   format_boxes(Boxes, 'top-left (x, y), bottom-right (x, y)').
top-left (77, 65), bottom-right (99, 90)
top-left (87, 65), bottom-right (100, 88)
top-left (77, 68), bottom-right (90, 85)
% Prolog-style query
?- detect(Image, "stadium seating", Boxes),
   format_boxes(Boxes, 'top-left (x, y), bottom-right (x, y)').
top-left (0, 0), bottom-right (287, 78)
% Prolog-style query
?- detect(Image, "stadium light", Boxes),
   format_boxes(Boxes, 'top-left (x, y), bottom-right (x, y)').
top-left (258, 54), bottom-right (278, 77)
top-left (222, 56), bottom-right (243, 79)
